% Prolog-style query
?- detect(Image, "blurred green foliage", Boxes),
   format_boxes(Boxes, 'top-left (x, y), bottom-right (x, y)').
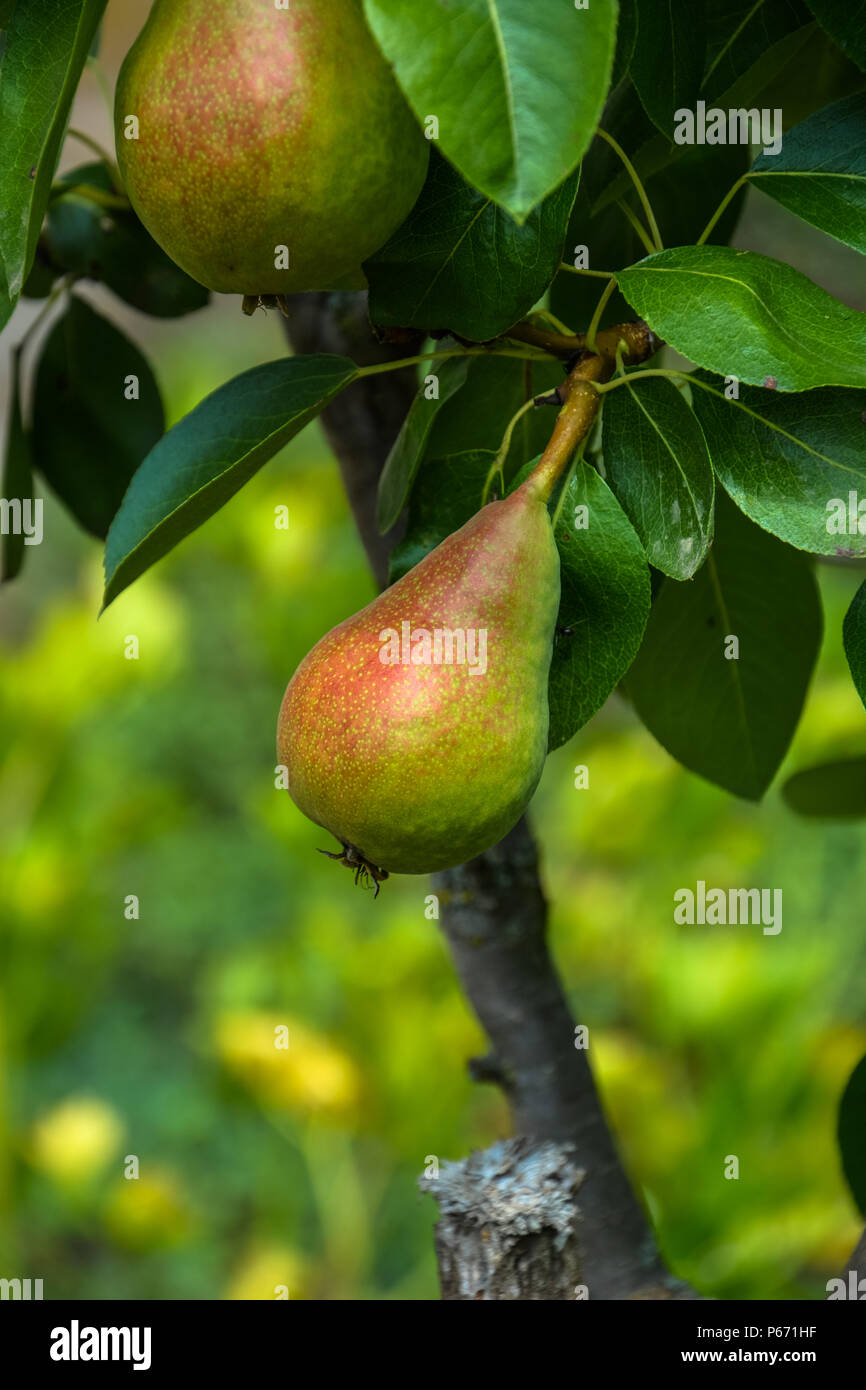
top-left (0, 276), bottom-right (864, 1301)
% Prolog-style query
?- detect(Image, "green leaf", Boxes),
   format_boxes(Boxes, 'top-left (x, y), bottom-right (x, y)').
top-left (362, 0), bottom-right (616, 222)
top-left (806, 0), bottom-right (866, 71)
top-left (388, 448), bottom-right (498, 582)
top-left (548, 462), bottom-right (651, 749)
top-left (702, 0), bottom-right (813, 104)
top-left (750, 91), bottom-right (866, 255)
top-left (690, 372), bottom-right (866, 556)
top-left (631, 0), bottom-right (706, 136)
top-left (618, 245), bottom-right (866, 390)
top-left (423, 354), bottom-right (562, 462)
top-left (839, 1052), bottom-right (866, 1217)
top-left (611, 0), bottom-right (637, 86)
top-left (843, 578), bottom-right (866, 707)
top-left (365, 150), bottom-right (579, 341)
top-left (376, 356), bottom-right (471, 534)
top-left (601, 376), bottom-right (715, 579)
top-left (102, 354), bottom-right (357, 609)
top-left (43, 164), bottom-right (210, 318)
top-left (783, 756), bottom-right (866, 817)
top-left (32, 297), bottom-right (163, 539)
top-left (624, 491), bottom-right (822, 799)
top-left (0, 345), bottom-right (34, 583)
top-left (0, 0), bottom-right (107, 326)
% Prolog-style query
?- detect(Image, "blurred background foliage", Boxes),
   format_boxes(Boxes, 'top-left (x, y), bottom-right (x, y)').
top-left (0, 0), bottom-right (864, 1303)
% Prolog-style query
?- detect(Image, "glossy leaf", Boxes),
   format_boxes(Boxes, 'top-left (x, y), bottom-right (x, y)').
top-left (750, 92), bottom-right (866, 255)
top-left (366, 151), bottom-right (579, 341)
top-left (601, 376), bottom-right (715, 579)
top-left (618, 245), bottom-right (866, 390)
top-left (0, 0), bottom-right (107, 326)
top-left (690, 372), bottom-right (866, 555)
top-left (362, 0), bottom-right (616, 222)
top-left (631, 0), bottom-right (706, 136)
top-left (625, 492), bottom-right (822, 799)
top-left (783, 756), bottom-right (866, 817)
top-left (103, 355), bottom-right (357, 609)
top-left (843, 578), bottom-right (866, 708)
top-left (32, 297), bottom-right (163, 539)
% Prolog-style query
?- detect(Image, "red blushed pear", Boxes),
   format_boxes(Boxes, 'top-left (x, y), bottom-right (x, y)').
top-left (114, 0), bottom-right (429, 303)
top-left (276, 425), bottom-right (588, 883)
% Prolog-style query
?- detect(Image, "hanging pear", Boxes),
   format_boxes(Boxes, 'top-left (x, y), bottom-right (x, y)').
top-left (277, 459), bottom-right (567, 883)
top-left (114, 0), bottom-right (429, 301)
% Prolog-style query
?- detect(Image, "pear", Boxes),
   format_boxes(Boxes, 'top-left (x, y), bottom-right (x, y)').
top-left (277, 466), bottom-right (563, 880)
top-left (114, 0), bottom-right (429, 299)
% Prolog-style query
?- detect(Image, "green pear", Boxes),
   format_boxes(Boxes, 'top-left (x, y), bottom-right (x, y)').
top-left (114, 0), bottom-right (429, 298)
top-left (277, 466), bottom-right (562, 880)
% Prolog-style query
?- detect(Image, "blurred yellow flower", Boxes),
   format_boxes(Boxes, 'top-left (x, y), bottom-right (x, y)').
top-left (29, 1096), bottom-right (124, 1186)
top-left (103, 1167), bottom-right (194, 1251)
top-left (224, 1243), bottom-right (308, 1300)
top-left (214, 1010), bottom-right (362, 1120)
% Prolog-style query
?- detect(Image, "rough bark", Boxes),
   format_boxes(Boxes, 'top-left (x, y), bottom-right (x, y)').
top-left (419, 1137), bottom-right (586, 1300)
top-left (283, 293), bottom-right (696, 1299)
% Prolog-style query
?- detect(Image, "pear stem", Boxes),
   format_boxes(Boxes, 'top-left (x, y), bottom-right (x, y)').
top-left (526, 366), bottom-right (605, 504)
top-left (522, 314), bottom-right (665, 503)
